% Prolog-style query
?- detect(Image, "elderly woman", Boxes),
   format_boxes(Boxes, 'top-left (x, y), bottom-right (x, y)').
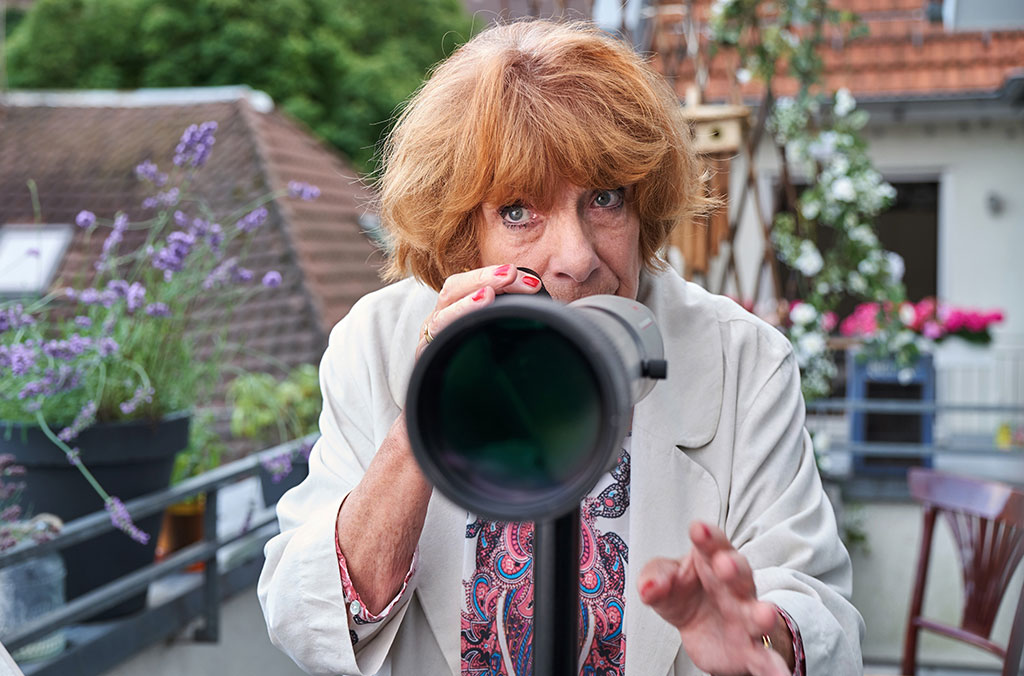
top-left (258, 19), bottom-right (863, 676)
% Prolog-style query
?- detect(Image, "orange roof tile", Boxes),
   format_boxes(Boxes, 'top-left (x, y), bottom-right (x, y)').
top-left (653, 0), bottom-right (1024, 102)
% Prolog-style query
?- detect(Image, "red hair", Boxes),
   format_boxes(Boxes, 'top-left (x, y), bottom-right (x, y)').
top-left (378, 20), bottom-right (707, 290)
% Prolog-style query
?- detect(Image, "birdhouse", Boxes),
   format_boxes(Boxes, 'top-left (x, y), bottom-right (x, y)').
top-left (671, 99), bottom-right (749, 279)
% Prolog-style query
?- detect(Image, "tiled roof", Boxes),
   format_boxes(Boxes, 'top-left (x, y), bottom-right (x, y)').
top-left (652, 0), bottom-right (1024, 103)
top-left (0, 92), bottom-right (385, 375)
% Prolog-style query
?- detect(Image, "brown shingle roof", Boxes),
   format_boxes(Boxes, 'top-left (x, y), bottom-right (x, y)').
top-left (652, 0), bottom-right (1024, 102)
top-left (0, 91), bottom-right (386, 374)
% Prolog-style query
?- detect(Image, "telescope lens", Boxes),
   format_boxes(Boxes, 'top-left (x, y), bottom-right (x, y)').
top-left (432, 317), bottom-right (601, 505)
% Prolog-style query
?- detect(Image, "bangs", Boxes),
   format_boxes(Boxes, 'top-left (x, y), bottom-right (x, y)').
top-left (473, 50), bottom-right (671, 211)
top-left (377, 20), bottom-right (708, 291)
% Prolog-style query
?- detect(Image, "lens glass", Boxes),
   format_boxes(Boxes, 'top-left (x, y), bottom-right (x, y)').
top-left (436, 317), bottom-right (602, 505)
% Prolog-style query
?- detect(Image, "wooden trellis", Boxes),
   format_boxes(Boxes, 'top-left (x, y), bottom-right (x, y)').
top-left (653, 0), bottom-right (785, 308)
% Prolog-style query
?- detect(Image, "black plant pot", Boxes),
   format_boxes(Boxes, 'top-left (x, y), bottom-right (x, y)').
top-left (259, 457), bottom-right (309, 508)
top-left (1, 412), bottom-right (189, 621)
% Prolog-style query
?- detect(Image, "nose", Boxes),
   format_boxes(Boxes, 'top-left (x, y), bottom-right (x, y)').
top-left (545, 209), bottom-right (601, 284)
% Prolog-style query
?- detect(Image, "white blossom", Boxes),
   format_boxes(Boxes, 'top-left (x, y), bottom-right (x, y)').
top-left (736, 68), bottom-right (751, 84)
top-left (797, 331), bottom-right (827, 362)
top-left (848, 272), bottom-right (867, 293)
top-left (849, 225), bottom-right (878, 247)
top-left (801, 199), bottom-right (820, 220)
top-left (858, 258), bottom-right (878, 276)
top-left (898, 367), bottom-right (916, 385)
top-left (830, 176), bottom-right (856, 202)
top-left (790, 302), bottom-right (818, 326)
top-left (899, 302), bottom-right (916, 326)
top-left (886, 251), bottom-right (905, 283)
top-left (834, 88), bottom-right (856, 117)
top-left (794, 240), bottom-right (824, 277)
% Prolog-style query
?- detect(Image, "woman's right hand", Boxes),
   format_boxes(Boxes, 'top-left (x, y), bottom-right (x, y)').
top-left (416, 264), bottom-right (543, 359)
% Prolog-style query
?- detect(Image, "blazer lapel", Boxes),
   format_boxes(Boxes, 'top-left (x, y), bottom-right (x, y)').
top-left (624, 271), bottom-right (726, 676)
top-left (415, 491), bottom-right (464, 676)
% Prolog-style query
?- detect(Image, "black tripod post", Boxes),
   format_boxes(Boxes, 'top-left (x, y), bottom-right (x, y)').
top-left (532, 508), bottom-right (581, 676)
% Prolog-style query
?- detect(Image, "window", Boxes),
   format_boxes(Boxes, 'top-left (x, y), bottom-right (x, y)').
top-left (0, 224), bottom-right (74, 297)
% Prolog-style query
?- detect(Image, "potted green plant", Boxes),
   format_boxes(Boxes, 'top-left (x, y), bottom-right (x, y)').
top-left (154, 412), bottom-right (226, 571)
top-left (0, 454), bottom-right (66, 662)
top-left (0, 121), bottom-right (319, 618)
top-left (227, 364), bottom-right (321, 506)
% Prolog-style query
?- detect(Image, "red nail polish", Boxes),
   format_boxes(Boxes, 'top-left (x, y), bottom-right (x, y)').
top-left (494, 264), bottom-right (512, 277)
top-left (701, 524), bottom-right (711, 539)
top-left (640, 579), bottom-right (656, 597)
top-left (523, 275), bottom-right (540, 288)
top-left (472, 288), bottom-right (487, 302)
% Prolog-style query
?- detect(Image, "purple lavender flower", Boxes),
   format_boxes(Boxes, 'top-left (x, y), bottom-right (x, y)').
top-left (74, 315), bottom-right (92, 329)
top-left (173, 121), bottom-right (218, 169)
top-left (287, 181), bottom-right (321, 201)
top-left (135, 160), bottom-right (168, 187)
top-left (18, 365), bottom-right (82, 400)
top-left (236, 207), bottom-right (268, 232)
top-left (0, 304), bottom-right (35, 334)
top-left (125, 282), bottom-right (146, 313)
top-left (79, 288), bottom-right (101, 305)
top-left (261, 270), bottom-right (282, 288)
top-left (203, 256), bottom-right (238, 290)
top-left (119, 386), bottom-right (154, 415)
top-left (75, 210), bottom-right (96, 228)
top-left (152, 229), bottom-right (197, 280)
top-left (174, 210), bottom-right (190, 228)
top-left (144, 302), bottom-right (171, 317)
top-left (66, 448), bottom-right (82, 467)
top-left (97, 214), bottom-right (129, 270)
top-left (41, 334), bottom-right (92, 361)
top-left (0, 505), bottom-right (21, 522)
top-left (147, 187), bottom-right (180, 209)
top-left (97, 337), bottom-right (119, 356)
top-left (207, 223), bottom-right (224, 251)
top-left (58, 401), bottom-right (97, 443)
top-left (4, 342), bottom-right (38, 376)
top-left (104, 497), bottom-right (150, 545)
top-left (260, 452), bottom-right (293, 484)
top-left (236, 268), bottom-right (253, 282)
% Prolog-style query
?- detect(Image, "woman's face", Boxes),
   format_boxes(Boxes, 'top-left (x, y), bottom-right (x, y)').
top-left (477, 182), bottom-right (642, 302)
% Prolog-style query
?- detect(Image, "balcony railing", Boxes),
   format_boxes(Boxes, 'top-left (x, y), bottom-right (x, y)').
top-left (0, 436), bottom-right (314, 676)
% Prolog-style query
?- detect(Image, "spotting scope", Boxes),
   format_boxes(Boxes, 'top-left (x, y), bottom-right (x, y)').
top-left (406, 278), bottom-right (668, 521)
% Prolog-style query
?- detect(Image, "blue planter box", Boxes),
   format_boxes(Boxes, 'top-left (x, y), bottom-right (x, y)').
top-left (846, 351), bottom-right (935, 477)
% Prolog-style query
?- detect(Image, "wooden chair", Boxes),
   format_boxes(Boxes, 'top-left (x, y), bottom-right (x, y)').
top-left (902, 467), bottom-right (1024, 676)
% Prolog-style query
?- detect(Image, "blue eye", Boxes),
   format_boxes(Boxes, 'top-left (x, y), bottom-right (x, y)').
top-left (593, 189), bottom-right (624, 208)
top-left (499, 204), bottom-right (533, 228)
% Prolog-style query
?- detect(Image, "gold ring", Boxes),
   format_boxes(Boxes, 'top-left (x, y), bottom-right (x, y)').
top-left (761, 634), bottom-right (773, 650)
top-left (422, 318), bottom-right (436, 344)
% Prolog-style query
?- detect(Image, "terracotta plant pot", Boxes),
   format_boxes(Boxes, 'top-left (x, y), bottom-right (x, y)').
top-left (155, 497), bottom-right (205, 573)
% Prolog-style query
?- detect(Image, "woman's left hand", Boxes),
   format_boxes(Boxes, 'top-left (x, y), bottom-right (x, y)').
top-left (638, 521), bottom-right (793, 676)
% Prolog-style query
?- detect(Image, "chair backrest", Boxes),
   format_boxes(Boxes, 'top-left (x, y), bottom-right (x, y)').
top-left (902, 468), bottom-right (1024, 676)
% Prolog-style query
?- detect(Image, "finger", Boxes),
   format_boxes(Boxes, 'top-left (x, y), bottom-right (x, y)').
top-left (638, 555), bottom-right (701, 627)
top-left (710, 549), bottom-right (756, 600)
top-left (494, 267), bottom-right (544, 295)
top-left (426, 285), bottom-right (494, 340)
top-left (745, 636), bottom-right (791, 676)
top-left (435, 264), bottom-right (520, 311)
top-left (689, 521), bottom-right (734, 560)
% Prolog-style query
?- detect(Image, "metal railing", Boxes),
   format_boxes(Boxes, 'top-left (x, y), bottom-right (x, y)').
top-left (0, 435), bottom-right (314, 675)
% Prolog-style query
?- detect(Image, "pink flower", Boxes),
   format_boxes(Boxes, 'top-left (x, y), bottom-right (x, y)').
top-left (821, 311), bottom-right (838, 333)
top-left (922, 321), bottom-right (943, 340)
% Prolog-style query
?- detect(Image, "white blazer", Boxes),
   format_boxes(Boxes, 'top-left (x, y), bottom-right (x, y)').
top-left (258, 270), bottom-right (865, 676)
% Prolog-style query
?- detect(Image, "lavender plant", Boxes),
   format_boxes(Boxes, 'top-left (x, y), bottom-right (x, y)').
top-left (0, 122), bottom-right (319, 544)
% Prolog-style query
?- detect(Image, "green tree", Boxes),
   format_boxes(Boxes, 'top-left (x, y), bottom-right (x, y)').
top-left (5, 0), bottom-right (473, 171)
